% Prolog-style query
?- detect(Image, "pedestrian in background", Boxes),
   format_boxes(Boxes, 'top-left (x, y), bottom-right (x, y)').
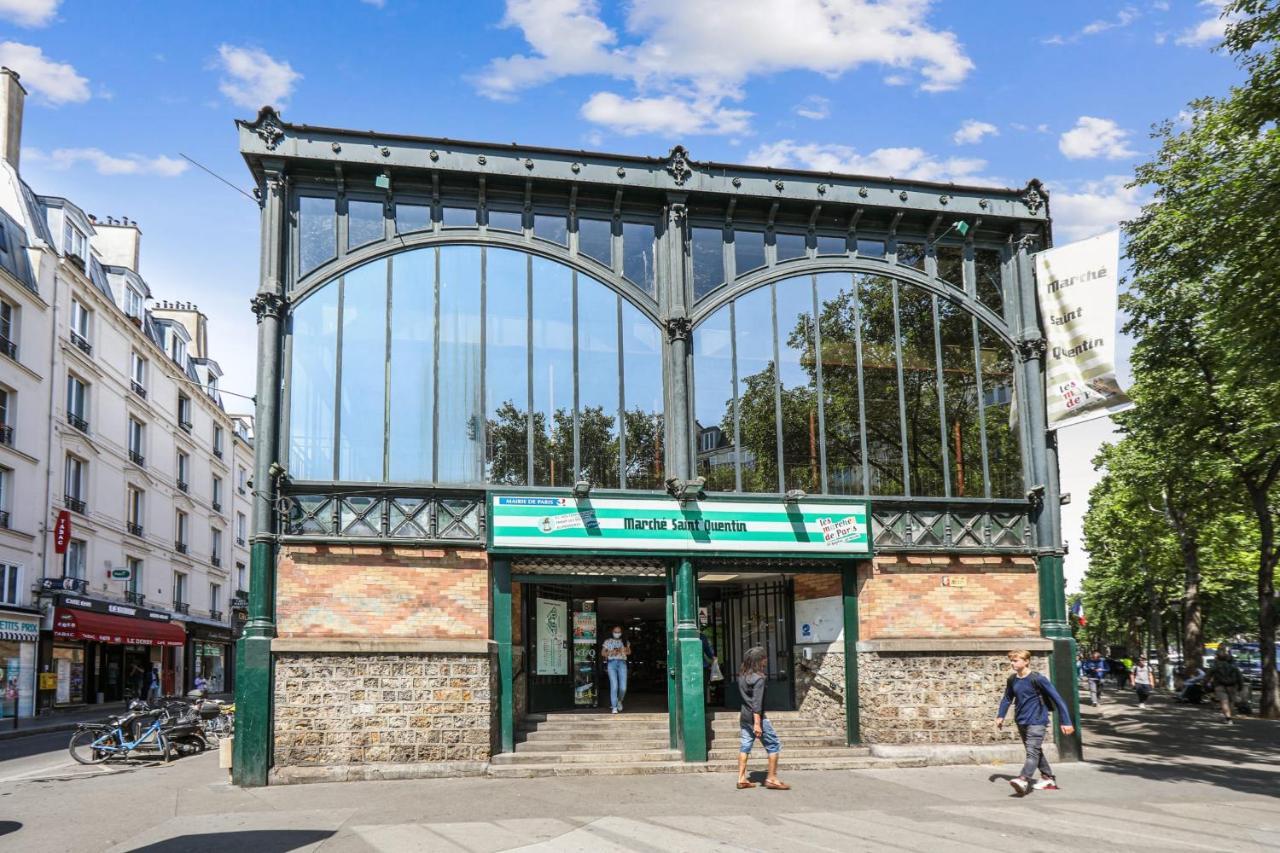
top-left (147, 665), bottom-right (161, 703)
top-left (1207, 647), bottom-right (1244, 724)
top-left (1130, 657), bottom-right (1154, 709)
top-left (997, 649), bottom-right (1075, 796)
top-left (1082, 651), bottom-right (1109, 706)
top-left (736, 645), bottom-right (788, 791)
top-left (601, 625), bottom-right (630, 714)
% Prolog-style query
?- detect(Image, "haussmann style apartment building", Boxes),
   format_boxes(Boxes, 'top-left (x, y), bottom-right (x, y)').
top-left (0, 69), bottom-right (253, 718)
top-left (231, 107), bottom-right (1078, 786)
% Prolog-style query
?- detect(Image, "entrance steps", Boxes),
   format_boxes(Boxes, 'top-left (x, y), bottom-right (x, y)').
top-left (489, 711), bottom-right (918, 778)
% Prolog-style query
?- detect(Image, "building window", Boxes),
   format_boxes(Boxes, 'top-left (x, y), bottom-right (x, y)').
top-left (175, 510), bottom-right (188, 552)
top-left (64, 455), bottom-right (86, 512)
top-left (210, 528), bottom-right (222, 566)
top-left (733, 228), bottom-right (766, 277)
top-left (0, 562), bottom-right (18, 605)
top-left (533, 213), bottom-right (567, 245)
top-left (65, 375), bottom-right (89, 432)
top-left (212, 476), bottom-right (222, 511)
top-left (206, 374), bottom-right (219, 398)
top-left (0, 387), bottom-right (11, 446)
top-left (127, 487), bottom-right (144, 536)
top-left (621, 220), bottom-right (656, 295)
top-left (176, 451), bottom-right (189, 491)
top-left (487, 208), bottom-right (523, 233)
top-left (126, 556), bottom-right (143, 597)
top-left (347, 198), bottom-right (384, 249)
top-left (130, 352), bottom-right (147, 397)
top-left (0, 298), bottom-right (16, 359)
top-left (395, 202), bottom-right (430, 235)
top-left (774, 231), bottom-right (807, 263)
top-left (64, 538), bottom-right (86, 579)
top-left (576, 215), bottom-right (612, 268)
top-left (125, 286), bottom-right (144, 319)
top-left (235, 562), bottom-right (246, 593)
top-left (0, 465), bottom-right (10, 529)
top-left (173, 571), bottom-right (187, 608)
top-left (171, 335), bottom-right (187, 365)
top-left (128, 418), bottom-right (146, 466)
top-left (63, 222), bottom-right (87, 259)
top-left (69, 299), bottom-right (91, 353)
top-left (237, 466), bottom-right (247, 494)
top-left (236, 512), bottom-right (247, 545)
top-left (209, 583), bottom-right (222, 616)
top-left (298, 195), bottom-right (337, 276)
top-left (691, 226), bottom-right (725, 300)
top-left (177, 394), bottom-right (192, 431)
top-left (212, 425), bottom-right (224, 458)
top-left (440, 204), bottom-right (475, 228)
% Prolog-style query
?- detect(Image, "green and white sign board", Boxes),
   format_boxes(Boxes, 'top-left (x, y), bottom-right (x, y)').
top-left (489, 494), bottom-right (871, 557)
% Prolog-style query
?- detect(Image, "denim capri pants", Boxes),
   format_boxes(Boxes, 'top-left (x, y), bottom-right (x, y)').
top-left (739, 718), bottom-right (782, 755)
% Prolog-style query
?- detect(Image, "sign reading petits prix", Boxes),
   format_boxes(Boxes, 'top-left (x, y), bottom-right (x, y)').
top-left (489, 494), bottom-right (871, 557)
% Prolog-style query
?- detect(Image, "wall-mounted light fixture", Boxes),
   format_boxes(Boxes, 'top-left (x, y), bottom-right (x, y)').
top-left (572, 480), bottom-right (592, 499)
top-left (784, 489), bottom-right (807, 503)
top-left (665, 476), bottom-right (706, 502)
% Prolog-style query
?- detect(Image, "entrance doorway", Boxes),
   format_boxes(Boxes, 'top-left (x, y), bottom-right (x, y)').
top-left (699, 574), bottom-right (795, 712)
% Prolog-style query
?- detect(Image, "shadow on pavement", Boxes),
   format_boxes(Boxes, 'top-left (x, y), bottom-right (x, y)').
top-left (128, 830), bottom-right (335, 853)
top-left (0, 821), bottom-right (20, 837)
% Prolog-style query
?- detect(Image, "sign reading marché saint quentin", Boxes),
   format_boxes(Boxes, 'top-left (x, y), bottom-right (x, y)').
top-left (488, 494), bottom-right (871, 556)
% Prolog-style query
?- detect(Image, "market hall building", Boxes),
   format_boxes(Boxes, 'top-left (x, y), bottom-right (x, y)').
top-left (232, 107), bottom-right (1078, 786)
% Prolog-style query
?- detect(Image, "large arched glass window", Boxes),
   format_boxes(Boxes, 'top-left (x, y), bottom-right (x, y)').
top-left (286, 246), bottom-right (664, 488)
top-left (693, 273), bottom-right (1023, 499)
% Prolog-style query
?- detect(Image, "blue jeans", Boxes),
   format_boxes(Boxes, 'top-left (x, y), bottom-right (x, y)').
top-left (739, 718), bottom-right (781, 755)
top-left (607, 659), bottom-right (628, 710)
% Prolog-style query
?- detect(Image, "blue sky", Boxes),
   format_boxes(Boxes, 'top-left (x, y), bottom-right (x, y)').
top-left (0, 0), bottom-right (1247, 585)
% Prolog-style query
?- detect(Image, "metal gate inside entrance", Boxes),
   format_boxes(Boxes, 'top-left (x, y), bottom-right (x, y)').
top-left (700, 578), bottom-right (794, 711)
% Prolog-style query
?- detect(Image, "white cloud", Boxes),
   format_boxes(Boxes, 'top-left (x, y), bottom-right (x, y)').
top-left (0, 41), bottom-right (88, 104)
top-left (581, 92), bottom-right (751, 135)
top-left (474, 0), bottom-right (973, 135)
top-left (1058, 116), bottom-right (1136, 160)
top-left (1048, 175), bottom-right (1144, 242)
top-left (24, 146), bottom-right (189, 177)
top-left (1176, 0), bottom-right (1237, 47)
top-left (0, 0), bottom-right (59, 27)
top-left (747, 139), bottom-right (996, 185)
top-left (953, 119), bottom-right (998, 145)
top-left (793, 95), bottom-right (830, 121)
top-left (215, 45), bottom-right (301, 110)
top-left (1044, 6), bottom-right (1139, 44)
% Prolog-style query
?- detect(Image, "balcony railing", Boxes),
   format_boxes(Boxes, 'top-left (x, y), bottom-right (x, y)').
top-left (212, 501), bottom-right (222, 512)
top-left (125, 591), bottom-right (145, 606)
top-left (175, 541), bottom-right (188, 554)
top-left (236, 536), bottom-right (246, 547)
top-left (0, 510), bottom-right (9, 529)
top-left (209, 610), bottom-right (223, 622)
top-left (0, 334), bottom-right (15, 359)
top-left (71, 332), bottom-right (92, 356)
top-left (66, 412), bottom-right (89, 433)
top-left (178, 419), bottom-right (193, 433)
top-left (130, 380), bottom-right (147, 399)
top-left (213, 447), bottom-right (223, 459)
top-left (210, 556), bottom-right (221, 568)
top-left (129, 450), bottom-right (146, 467)
top-left (238, 486), bottom-right (246, 496)
top-left (127, 522), bottom-right (144, 537)
top-left (173, 601), bottom-right (190, 615)
top-left (64, 495), bottom-right (86, 514)
top-left (177, 480), bottom-right (189, 493)
top-left (0, 424), bottom-right (12, 446)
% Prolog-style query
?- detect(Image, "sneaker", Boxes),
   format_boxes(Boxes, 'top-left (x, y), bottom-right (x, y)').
top-left (617, 702), bottom-right (623, 712)
top-left (1009, 777), bottom-right (1031, 796)
top-left (1138, 703), bottom-right (1146, 709)
top-left (611, 707), bottom-right (618, 714)
top-left (1033, 777), bottom-right (1058, 791)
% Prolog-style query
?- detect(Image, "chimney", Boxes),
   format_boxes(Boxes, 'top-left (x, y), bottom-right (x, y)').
top-left (89, 217), bottom-right (142, 273)
top-left (0, 68), bottom-right (26, 171)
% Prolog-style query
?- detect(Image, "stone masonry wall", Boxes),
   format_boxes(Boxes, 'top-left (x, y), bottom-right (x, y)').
top-left (276, 545), bottom-right (488, 638)
top-left (858, 649), bottom-right (1048, 745)
top-left (273, 652), bottom-right (495, 766)
top-left (794, 646), bottom-right (846, 731)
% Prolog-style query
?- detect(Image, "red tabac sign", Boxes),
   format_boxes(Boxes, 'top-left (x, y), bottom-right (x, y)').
top-left (53, 510), bottom-right (71, 555)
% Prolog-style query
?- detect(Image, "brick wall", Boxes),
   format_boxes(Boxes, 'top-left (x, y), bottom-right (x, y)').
top-left (794, 572), bottom-right (841, 601)
top-left (276, 545), bottom-right (489, 638)
top-left (859, 555), bottom-right (1038, 640)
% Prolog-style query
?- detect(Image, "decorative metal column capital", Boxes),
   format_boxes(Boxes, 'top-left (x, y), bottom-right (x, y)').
top-left (1020, 179), bottom-right (1046, 216)
top-left (665, 315), bottom-right (693, 342)
top-left (1016, 336), bottom-right (1047, 362)
top-left (665, 146), bottom-right (694, 186)
top-left (249, 292), bottom-right (285, 322)
top-left (246, 105), bottom-right (286, 151)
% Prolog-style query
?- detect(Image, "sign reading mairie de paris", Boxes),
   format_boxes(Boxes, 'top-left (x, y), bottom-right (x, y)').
top-left (488, 494), bottom-right (871, 557)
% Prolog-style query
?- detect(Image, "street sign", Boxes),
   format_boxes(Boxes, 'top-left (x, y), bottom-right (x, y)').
top-left (53, 510), bottom-right (71, 554)
top-left (108, 567), bottom-right (132, 581)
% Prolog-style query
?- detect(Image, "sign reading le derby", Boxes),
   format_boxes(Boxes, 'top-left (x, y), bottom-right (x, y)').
top-left (57, 594), bottom-right (173, 622)
top-left (489, 494), bottom-right (871, 556)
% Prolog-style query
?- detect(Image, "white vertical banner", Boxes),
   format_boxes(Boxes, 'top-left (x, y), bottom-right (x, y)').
top-left (536, 597), bottom-right (567, 675)
top-left (1034, 229), bottom-right (1131, 428)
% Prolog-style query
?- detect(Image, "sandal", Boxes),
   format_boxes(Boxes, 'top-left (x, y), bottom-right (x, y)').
top-left (764, 780), bottom-right (791, 790)
top-left (736, 780), bottom-right (755, 789)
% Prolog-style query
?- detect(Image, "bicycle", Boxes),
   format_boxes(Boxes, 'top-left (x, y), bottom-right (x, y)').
top-left (68, 702), bottom-right (172, 765)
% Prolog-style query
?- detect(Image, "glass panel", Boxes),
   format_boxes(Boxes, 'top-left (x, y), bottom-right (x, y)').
top-left (389, 248), bottom-right (434, 482)
top-left (485, 248), bottom-right (529, 484)
top-left (620, 303), bottom-right (663, 488)
top-left (691, 226), bottom-right (725, 300)
top-left (975, 248), bottom-right (1003, 315)
top-left (897, 242), bottom-right (925, 270)
top-left (979, 325), bottom-right (1022, 498)
top-left (395, 203), bottom-right (430, 234)
top-left (734, 229), bottom-right (766, 276)
top-left (936, 245), bottom-right (964, 289)
top-left (816, 273), bottom-right (864, 495)
top-left (816, 235), bottom-right (846, 256)
top-left (288, 281), bottom-right (339, 479)
top-left (437, 246), bottom-right (483, 482)
top-left (298, 196), bottom-right (336, 277)
top-left (733, 285), bottom-right (777, 493)
top-left (897, 286), bottom-right (945, 496)
top-left (338, 259), bottom-right (388, 481)
top-left (347, 199), bottom-right (384, 250)
top-left (442, 205), bottom-right (476, 228)
top-left (576, 280), bottom-right (620, 489)
top-left (531, 257), bottom-right (573, 486)
top-left (621, 220), bottom-right (656, 295)
top-left (858, 275), bottom-right (903, 495)
top-left (938, 298), bottom-right (984, 498)
top-left (693, 305), bottom-right (736, 491)
top-left (534, 213), bottom-right (567, 245)
top-left (775, 233), bottom-right (807, 263)
top-left (856, 238), bottom-right (885, 258)
top-left (775, 277), bottom-right (819, 493)
top-left (488, 209), bottom-right (523, 233)
top-left (577, 216), bottom-right (612, 268)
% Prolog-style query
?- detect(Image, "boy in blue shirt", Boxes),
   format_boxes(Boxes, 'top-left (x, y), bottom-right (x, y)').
top-left (996, 649), bottom-right (1075, 796)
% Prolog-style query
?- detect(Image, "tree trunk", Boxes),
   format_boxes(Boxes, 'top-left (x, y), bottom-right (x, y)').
top-left (1165, 496), bottom-right (1204, 679)
top-left (1147, 573), bottom-right (1168, 680)
top-left (1246, 482), bottom-right (1279, 719)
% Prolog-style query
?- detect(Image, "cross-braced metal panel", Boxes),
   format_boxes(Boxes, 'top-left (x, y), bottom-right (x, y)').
top-left (871, 501), bottom-right (1032, 553)
top-left (280, 490), bottom-right (485, 543)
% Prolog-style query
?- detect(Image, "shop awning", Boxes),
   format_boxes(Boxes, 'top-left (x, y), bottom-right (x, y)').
top-left (53, 608), bottom-right (186, 647)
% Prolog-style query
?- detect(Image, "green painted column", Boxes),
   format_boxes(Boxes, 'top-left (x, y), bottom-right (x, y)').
top-left (492, 558), bottom-right (513, 754)
top-left (841, 562), bottom-right (861, 746)
top-left (665, 566), bottom-right (680, 750)
top-left (674, 558), bottom-right (706, 762)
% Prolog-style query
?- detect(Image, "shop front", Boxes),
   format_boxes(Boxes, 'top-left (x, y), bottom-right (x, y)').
top-left (0, 608), bottom-right (39, 718)
top-left (187, 624), bottom-right (233, 694)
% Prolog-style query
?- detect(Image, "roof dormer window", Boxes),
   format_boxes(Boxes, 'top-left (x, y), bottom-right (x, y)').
top-left (62, 222), bottom-right (87, 260)
top-left (171, 337), bottom-right (186, 364)
top-left (125, 286), bottom-right (144, 319)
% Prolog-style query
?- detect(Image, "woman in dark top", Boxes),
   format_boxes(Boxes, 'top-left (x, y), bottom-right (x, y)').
top-left (736, 646), bottom-right (789, 790)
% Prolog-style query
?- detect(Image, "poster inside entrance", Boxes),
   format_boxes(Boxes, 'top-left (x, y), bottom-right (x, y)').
top-left (536, 597), bottom-right (567, 676)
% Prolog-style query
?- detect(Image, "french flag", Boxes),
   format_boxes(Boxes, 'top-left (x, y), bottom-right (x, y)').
top-left (1071, 600), bottom-right (1087, 626)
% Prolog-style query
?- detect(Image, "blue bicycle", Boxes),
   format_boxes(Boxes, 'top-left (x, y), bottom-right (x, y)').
top-left (68, 701), bottom-right (171, 765)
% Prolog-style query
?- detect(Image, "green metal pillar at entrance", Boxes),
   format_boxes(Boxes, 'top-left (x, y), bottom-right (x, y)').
top-left (665, 566), bottom-right (680, 750)
top-left (492, 559), bottom-right (514, 754)
top-left (674, 558), bottom-right (706, 762)
top-left (841, 562), bottom-right (861, 746)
